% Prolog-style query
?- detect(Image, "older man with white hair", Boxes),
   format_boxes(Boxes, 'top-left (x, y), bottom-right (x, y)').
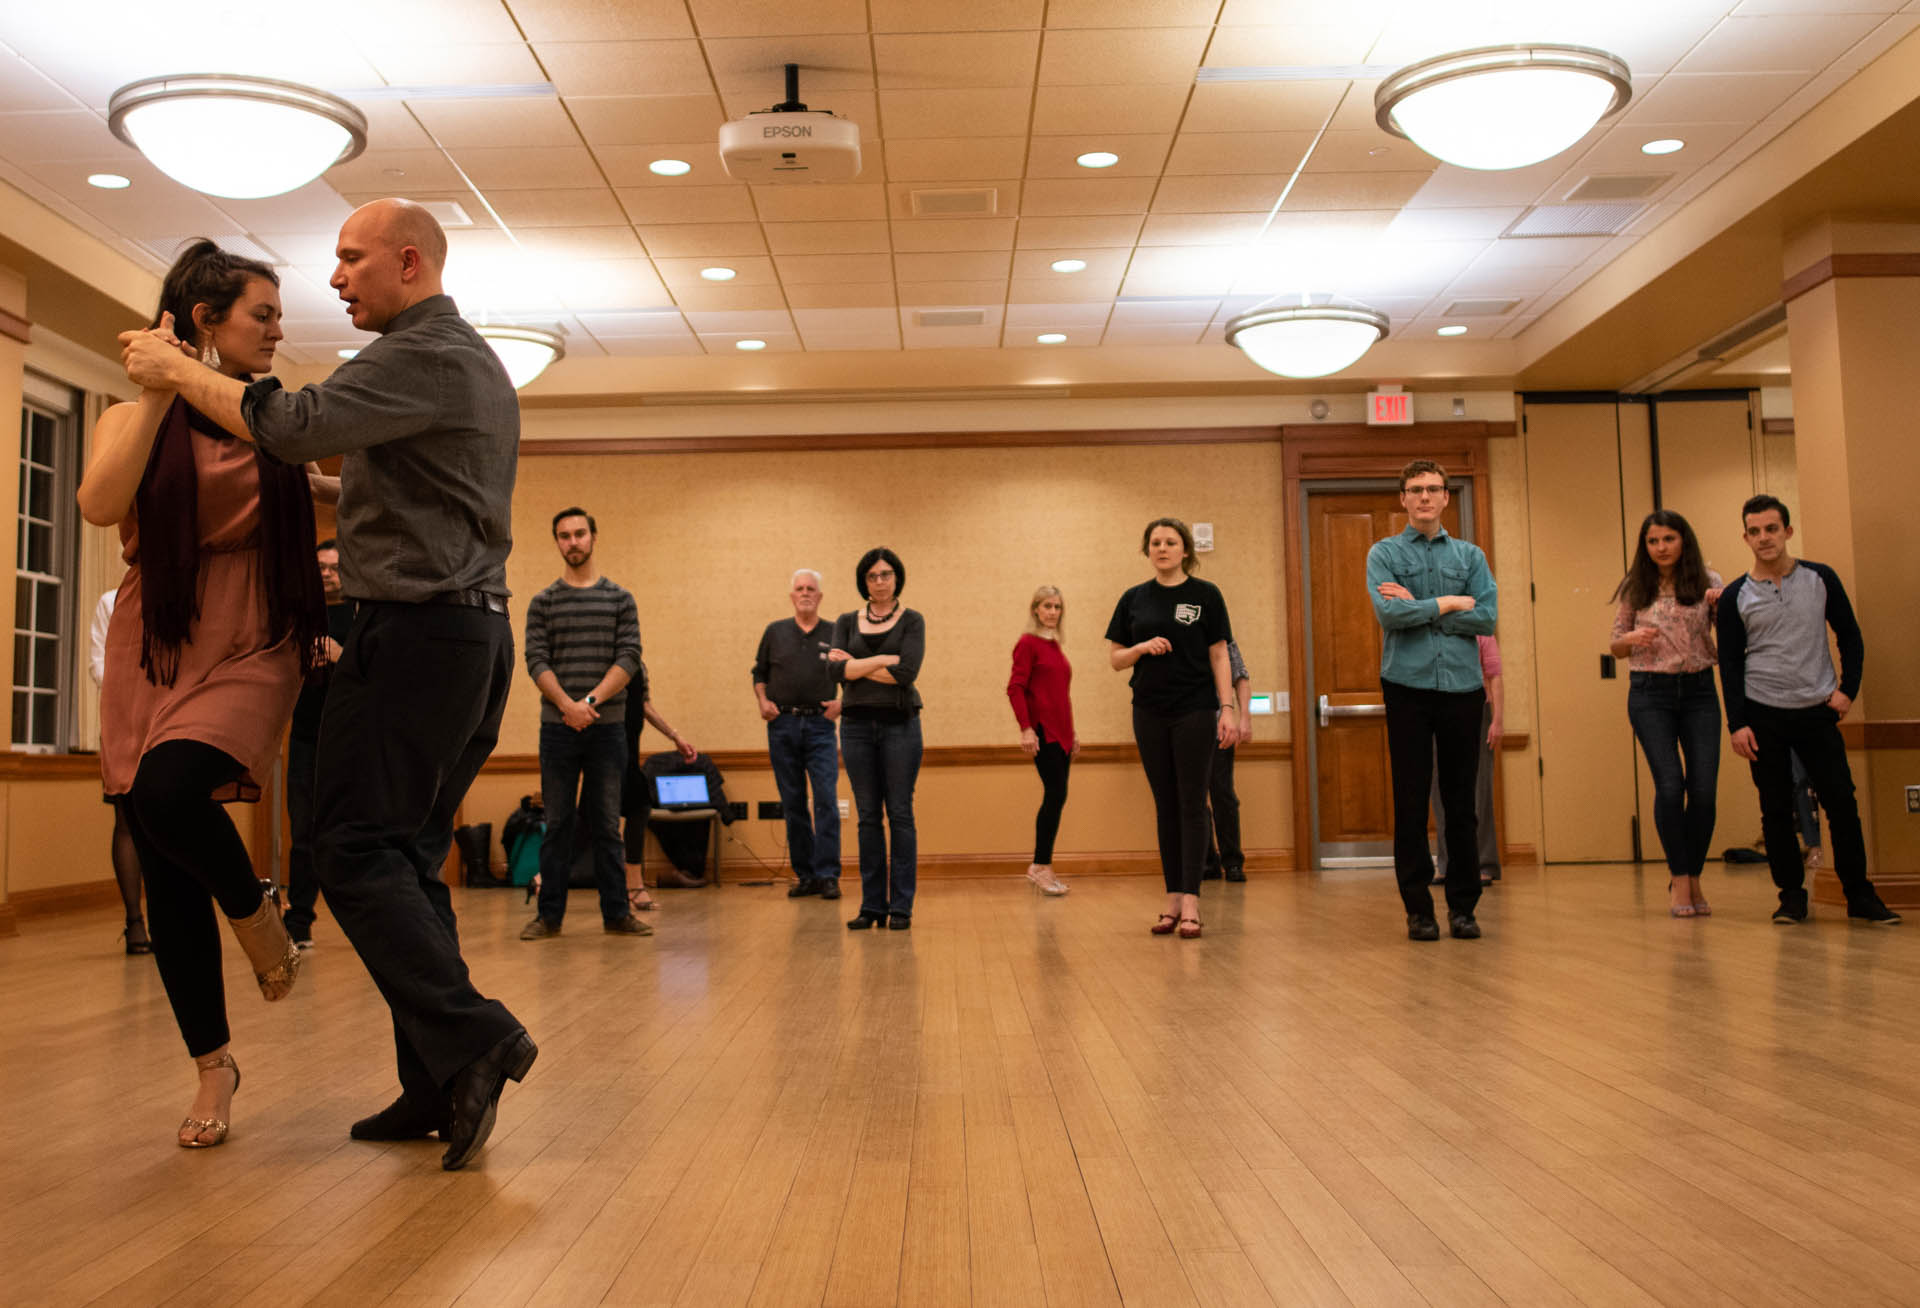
top-left (753, 568), bottom-right (843, 899)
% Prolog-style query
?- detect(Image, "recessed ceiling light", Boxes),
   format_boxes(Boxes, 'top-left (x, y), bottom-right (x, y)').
top-left (1075, 151), bottom-right (1119, 169)
top-left (1436, 324), bottom-right (1468, 337)
top-left (649, 158), bottom-right (692, 176)
top-left (86, 173), bottom-right (131, 189)
top-left (1640, 138), bottom-right (1685, 155)
top-left (700, 266), bottom-right (736, 281)
top-left (1049, 258), bottom-right (1087, 273)
top-left (1036, 333), bottom-right (1067, 344)
top-left (736, 339), bottom-right (767, 351)
top-left (337, 348), bottom-right (359, 359)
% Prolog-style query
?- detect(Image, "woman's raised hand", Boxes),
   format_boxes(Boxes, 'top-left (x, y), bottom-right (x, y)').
top-left (1139, 637), bottom-right (1172, 657)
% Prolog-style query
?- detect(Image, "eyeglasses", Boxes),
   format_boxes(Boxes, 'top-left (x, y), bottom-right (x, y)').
top-left (1403, 484), bottom-right (1447, 498)
top-left (867, 568), bottom-right (896, 580)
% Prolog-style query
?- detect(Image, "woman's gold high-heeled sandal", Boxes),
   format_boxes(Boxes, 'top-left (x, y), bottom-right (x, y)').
top-left (178, 1050), bottom-right (241, 1148)
top-left (226, 891), bottom-right (301, 1001)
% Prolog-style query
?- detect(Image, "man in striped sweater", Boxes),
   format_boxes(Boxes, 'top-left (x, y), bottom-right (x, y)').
top-left (520, 507), bottom-right (650, 939)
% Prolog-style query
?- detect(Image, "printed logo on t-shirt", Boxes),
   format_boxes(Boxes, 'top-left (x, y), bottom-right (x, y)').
top-left (1174, 603), bottom-right (1202, 626)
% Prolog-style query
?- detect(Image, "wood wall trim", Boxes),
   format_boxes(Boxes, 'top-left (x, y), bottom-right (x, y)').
top-left (0, 305), bottom-right (29, 345)
top-left (0, 753), bottom-right (104, 781)
top-left (0, 900), bottom-right (16, 938)
top-left (518, 421), bottom-right (1515, 458)
top-left (480, 739), bottom-right (1295, 776)
top-left (7, 877), bottom-right (119, 920)
top-left (1760, 418), bottom-right (1794, 436)
top-left (1780, 252), bottom-right (1920, 304)
top-left (1839, 719), bottom-right (1920, 750)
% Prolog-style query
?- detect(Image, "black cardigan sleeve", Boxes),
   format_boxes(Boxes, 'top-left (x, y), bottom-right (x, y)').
top-left (1716, 575), bottom-right (1752, 733)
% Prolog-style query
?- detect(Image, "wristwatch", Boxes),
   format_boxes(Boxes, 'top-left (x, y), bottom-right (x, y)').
top-left (583, 694), bottom-right (597, 707)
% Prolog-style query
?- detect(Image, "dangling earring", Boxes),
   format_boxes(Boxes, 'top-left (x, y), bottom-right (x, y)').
top-left (201, 342), bottom-right (221, 369)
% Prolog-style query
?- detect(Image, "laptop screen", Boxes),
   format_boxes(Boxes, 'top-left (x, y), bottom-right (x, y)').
top-left (655, 774), bottom-right (710, 807)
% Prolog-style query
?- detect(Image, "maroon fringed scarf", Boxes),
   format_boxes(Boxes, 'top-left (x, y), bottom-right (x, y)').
top-left (134, 396), bottom-right (326, 686)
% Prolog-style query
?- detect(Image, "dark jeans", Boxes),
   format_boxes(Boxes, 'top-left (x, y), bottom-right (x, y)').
top-left (1625, 670), bottom-right (1721, 879)
top-left (1429, 701), bottom-right (1499, 877)
top-left (1133, 705), bottom-right (1217, 896)
top-left (314, 602), bottom-right (522, 1107)
top-left (1203, 742), bottom-right (1242, 876)
top-left (768, 713), bottom-right (841, 882)
top-left (1382, 679), bottom-right (1486, 917)
top-left (124, 740), bottom-right (261, 1057)
top-left (1790, 750), bottom-right (1821, 848)
top-left (1745, 700), bottom-right (1875, 913)
top-left (284, 731), bottom-right (320, 938)
top-left (1031, 726), bottom-right (1071, 864)
top-left (841, 715), bottom-right (921, 918)
top-left (536, 720), bottom-right (629, 924)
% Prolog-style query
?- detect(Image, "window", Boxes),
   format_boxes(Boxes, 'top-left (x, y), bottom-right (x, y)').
top-left (15, 372), bottom-right (81, 752)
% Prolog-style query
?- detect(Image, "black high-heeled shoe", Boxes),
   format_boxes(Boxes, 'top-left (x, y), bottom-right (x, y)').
top-left (123, 918), bottom-right (153, 955)
top-left (847, 911), bottom-right (883, 930)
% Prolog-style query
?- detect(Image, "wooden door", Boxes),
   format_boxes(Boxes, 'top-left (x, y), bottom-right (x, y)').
top-left (1305, 486), bottom-right (1462, 863)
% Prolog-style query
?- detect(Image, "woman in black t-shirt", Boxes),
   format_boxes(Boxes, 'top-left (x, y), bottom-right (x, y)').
top-left (1105, 518), bottom-right (1236, 938)
top-left (830, 547), bottom-right (926, 931)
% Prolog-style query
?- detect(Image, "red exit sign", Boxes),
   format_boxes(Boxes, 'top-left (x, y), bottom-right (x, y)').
top-left (1367, 390), bottom-right (1414, 425)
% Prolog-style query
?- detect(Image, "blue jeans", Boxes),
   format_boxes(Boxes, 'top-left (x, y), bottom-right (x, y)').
top-left (536, 720), bottom-right (628, 924)
top-left (840, 716), bottom-right (921, 917)
top-left (768, 713), bottom-right (841, 881)
top-left (1626, 670), bottom-right (1720, 878)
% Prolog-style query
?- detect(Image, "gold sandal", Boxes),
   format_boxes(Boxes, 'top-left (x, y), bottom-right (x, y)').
top-left (226, 889), bottom-right (301, 1001)
top-left (179, 1050), bottom-right (240, 1148)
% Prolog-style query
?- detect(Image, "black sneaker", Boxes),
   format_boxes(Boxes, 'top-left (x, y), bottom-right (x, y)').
top-left (1847, 897), bottom-right (1902, 925)
top-left (1407, 914), bottom-right (1440, 941)
top-left (818, 880), bottom-right (841, 900)
top-left (1449, 913), bottom-right (1481, 940)
top-left (787, 878), bottom-right (820, 898)
top-left (1771, 903), bottom-right (1808, 925)
top-left (518, 916), bottom-right (561, 940)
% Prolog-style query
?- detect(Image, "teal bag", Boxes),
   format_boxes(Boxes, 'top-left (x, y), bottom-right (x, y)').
top-left (507, 828), bottom-right (543, 886)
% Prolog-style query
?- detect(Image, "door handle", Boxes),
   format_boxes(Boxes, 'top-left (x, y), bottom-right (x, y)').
top-left (1319, 694), bottom-right (1386, 728)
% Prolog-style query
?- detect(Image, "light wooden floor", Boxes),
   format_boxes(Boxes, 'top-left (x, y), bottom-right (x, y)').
top-left (5, 863), bottom-right (1919, 1307)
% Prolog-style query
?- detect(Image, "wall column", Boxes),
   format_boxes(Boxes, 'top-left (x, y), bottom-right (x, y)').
top-left (1780, 217), bottom-right (1920, 908)
top-left (0, 264), bottom-right (27, 936)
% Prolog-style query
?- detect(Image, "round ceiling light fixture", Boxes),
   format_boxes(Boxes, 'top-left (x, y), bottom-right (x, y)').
top-left (1375, 44), bottom-right (1630, 171)
top-left (1075, 151), bottom-right (1119, 169)
top-left (1225, 297), bottom-right (1390, 379)
top-left (475, 324), bottom-right (564, 389)
top-left (1049, 258), bottom-right (1087, 273)
top-left (107, 74), bottom-right (367, 198)
top-left (649, 158), bottom-right (693, 176)
top-left (1641, 137), bottom-right (1685, 155)
top-left (700, 266), bottom-right (737, 281)
top-left (87, 173), bottom-right (132, 189)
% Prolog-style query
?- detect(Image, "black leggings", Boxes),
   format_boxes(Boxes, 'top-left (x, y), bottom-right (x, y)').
top-left (122, 739), bottom-right (262, 1058)
top-left (1031, 729), bottom-right (1071, 864)
top-left (1132, 705), bottom-right (1217, 895)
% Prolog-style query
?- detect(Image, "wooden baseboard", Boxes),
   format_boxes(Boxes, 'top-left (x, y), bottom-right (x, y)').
top-left (0, 900), bottom-right (16, 938)
top-left (8, 878), bottom-right (121, 921)
top-left (1813, 867), bottom-right (1920, 911)
top-left (1502, 844), bottom-right (1537, 864)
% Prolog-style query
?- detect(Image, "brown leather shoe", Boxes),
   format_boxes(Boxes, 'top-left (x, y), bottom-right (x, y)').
top-left (652, 867), bottom-right (708, 889)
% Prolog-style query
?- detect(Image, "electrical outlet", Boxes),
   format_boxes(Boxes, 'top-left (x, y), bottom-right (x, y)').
top-left (757, 800), bottom-right (783, 820)
top-left (838, 799), bottom-right (850, 819)
top-left (1907, 785), bottom-right (1920, 814)
top-left (727, 801), bottom-right (748, 821)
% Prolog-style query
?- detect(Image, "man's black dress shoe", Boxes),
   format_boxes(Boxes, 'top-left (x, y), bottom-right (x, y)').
top-left (350, 1094), bottom-right (444, 1141)
top-left (887, 914), bottom-right (911, 931)
top-left (1449, 913), bottom-right (1481, 939)
top-left (1407, 914), bottom-right (1440, 941)
top-left (442, 1028), bottom-right (538, 1171)
top-left (787, 878), bottom-right (819, 898)
top-left (819, 880), bottom-right (841, 900)
top-left (1224, 866), bottom-right (1245, 883)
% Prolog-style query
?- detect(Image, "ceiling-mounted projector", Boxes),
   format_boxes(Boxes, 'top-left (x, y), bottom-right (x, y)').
top-left (719, 63), bottom-right (861, 183)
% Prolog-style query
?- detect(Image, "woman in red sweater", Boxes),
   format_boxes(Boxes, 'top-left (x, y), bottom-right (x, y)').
top-left (1008, 585), bottom-right (1077, 895)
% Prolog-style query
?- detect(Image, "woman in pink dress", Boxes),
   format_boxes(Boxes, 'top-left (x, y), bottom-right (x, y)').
top-left (79, 241), bottom-right (329, 1147)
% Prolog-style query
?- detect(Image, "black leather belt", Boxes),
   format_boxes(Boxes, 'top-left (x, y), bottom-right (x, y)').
top-left (426, 589), bottom-right (509, 615)
top-left (779, 704), bottom-right (826, 717)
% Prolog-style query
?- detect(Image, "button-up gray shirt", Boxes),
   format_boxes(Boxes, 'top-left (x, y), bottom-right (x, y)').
top-left (241, 294), bottom-right (518, 603)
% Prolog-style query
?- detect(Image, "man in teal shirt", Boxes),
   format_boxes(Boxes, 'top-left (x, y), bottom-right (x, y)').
top-left (1366, 459), bottom-right (1498, 942)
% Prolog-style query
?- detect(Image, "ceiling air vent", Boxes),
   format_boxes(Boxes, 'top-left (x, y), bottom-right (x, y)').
top-left (914, 309), bottom-right (987, 327)
top-left (908, 187), bottom-right (998, 217)
top-left (1503, 203), bottom-right (1643, 239)
top-left (1441, 298), bottom-right (1522, 317)
top-left (418, 199), bottom-right (473, 227)
top-left (1562, 173), bottom-right (1671, 203)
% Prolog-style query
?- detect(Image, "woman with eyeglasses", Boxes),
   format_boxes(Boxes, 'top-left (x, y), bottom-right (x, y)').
top-left (1106, 518), bottom-right (1236, 939)
top-left (1609, 510), bottom-right (1724, 917)
top-left (830, 547), bottom-right (926, 930)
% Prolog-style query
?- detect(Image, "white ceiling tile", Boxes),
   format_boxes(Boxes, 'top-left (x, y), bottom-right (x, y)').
top-left (617, 185), bottom-right (758, 226)
top-left (254, 231), bottom-right (350, 266)
top-left (0, 49), bottom-right (77, 111)
top-left (879, 89), bottom-right (1032, 138)
top-left (1202, 22), bottom-right (1388, 68)
top-left (872, 32), bottom-right (1042, 90)
top-left (1101, 322), bottom-right (1208, 345)
top-left (1004, 301), bottom-right (1112, 326)
top-left (1037, 27), bottom-right (1211, 86)
top-left (448, 147), bottom-right (603, 190)
top-left (900, 324), bottom-right (1002, 349)
top-left (799, 329), bottom-right (903, 351)
top-left (14, 156), bottom-right (238, 236)
top-left (488, 189), bottom-right (629, 227)
top-left (213, 183), bottom-right (356, 235)
top-left (535, 41), bottom-right (712, 97)
top-left (1031, 84), bottom-right (1192, 135)
top-left (1439, 264), bottom-right (1569, 296)
top-left (596, 144), bottom-right (730, 188)
top-left (654, 255), bottom-right (779, 288)
top-left (775, 253), bottom-right (896, 284)
top-left (684, 309), bottom-right (798, 334)
top-left (1622, 72), bottom-right (1810, 123)
top-left (897, 280), bottom-right (1009, 305)
top-left (1109, 298), bottom-right (1220, 324)
top-left (595, 334), bottom-right (707, 356)
top-left (635, 223), bottom-right (769, 257)
top-left (764, 220), bottom-right (893, 254)
top-left (503, 0), bottom-right (695, 41)
top-left (869, 0), bottom-right (1043, 34)
top-left (1402, 158), bottom-right (1578, 209)
top-left (1021, 177), bottom-right (1158, 216)
top-left (577, 310), bottom-right (693, 337)
top-left (1468, 236), bottom-right (1615, 270)
top-left (889, 218), bottom-right (1019, 252)
top-left (407, 97), bottom-right (582, 149)
top-left (1164, 133), bottom-right (1314, 177)
top-left (696, 330), bottom-right (803, 352)
top-left (1385, 208), bottom-right (1525, 241)
top-left (751, 184), bottom-right (888, 222)
top-left (1014, 215), bottom-right (1144, 249)
top-left (1180, 81), bottom-right (1349, 134)
top-left (687, 0), bottom-right (869, 37)
top-left (361, 43), bottom-right (545, 87)
top-left (703, 36), bottom-right (875, 95)
top-left (566, 95), bottom-right (729, 147)
top-left (1006, 274), bottom-right (1121, 302)
top-left (786, 283), bottom-right (899, 309)
top-left (1671, 12), bottom-right (1884, 73)
top-left (0, 110), bottom-right (128, 162)
top-left (1047, 0), bottom-right (1218, 24)
top-left (792, 307), bottom-right (900, 332)
top-left (1732, 0), bottom-right (1903, 13)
